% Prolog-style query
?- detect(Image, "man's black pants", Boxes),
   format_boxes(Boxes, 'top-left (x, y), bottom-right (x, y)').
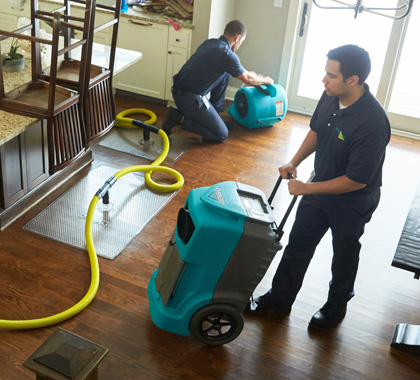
top-left (271, 189), bottom-right (381, 307)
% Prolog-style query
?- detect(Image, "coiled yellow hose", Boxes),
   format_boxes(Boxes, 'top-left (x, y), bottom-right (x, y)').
top-left (115, 108), bottom-right (157, 128)
top-left (0, 113), bottom-right (183, 329)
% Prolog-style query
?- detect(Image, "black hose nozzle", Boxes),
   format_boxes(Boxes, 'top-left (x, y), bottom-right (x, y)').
top-left (132, 119), bottom-right (160, 134)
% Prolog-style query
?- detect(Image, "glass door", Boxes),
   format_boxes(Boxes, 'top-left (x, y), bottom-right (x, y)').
top-left (287, 1), bottom-right (419, 137)
top-left (385, 4), bottom-right (420, 135)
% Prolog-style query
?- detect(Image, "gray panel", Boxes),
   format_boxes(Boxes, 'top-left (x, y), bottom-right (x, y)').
top-left (155, 232), bottom-right (187, 306)
top-left (97, 127), bottom-right (196, 165)
top-left (211, 220), bottom-right (281, 309)
top-left (24, 166), bottom-right (179, 259)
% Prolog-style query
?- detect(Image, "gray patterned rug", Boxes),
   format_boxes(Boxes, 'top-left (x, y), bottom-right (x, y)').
top-left (24, 166), bottom-right (179, 259)
top-left (97, 127), bottom-right (196, 165)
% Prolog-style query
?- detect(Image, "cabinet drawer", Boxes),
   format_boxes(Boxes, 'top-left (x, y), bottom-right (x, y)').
top-left (168, 28), bottom-right (191, 49)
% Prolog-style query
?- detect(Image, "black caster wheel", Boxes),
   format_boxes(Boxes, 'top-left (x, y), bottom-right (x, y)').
top-left (190, 304), bottom-right (244, 346)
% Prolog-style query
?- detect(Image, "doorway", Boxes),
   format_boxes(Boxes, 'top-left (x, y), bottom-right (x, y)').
top-left (283, 1), bottom-right (419, 137)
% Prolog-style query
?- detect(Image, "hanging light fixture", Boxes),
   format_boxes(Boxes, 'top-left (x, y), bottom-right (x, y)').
top-left (312, 0), bottom-right (414, 19)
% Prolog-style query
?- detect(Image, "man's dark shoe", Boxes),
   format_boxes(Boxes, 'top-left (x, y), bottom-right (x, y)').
top-left (224, 120), bottom-right (235, 130)
top-left (308, 302), bottom-right (347, 331)
top-left (245, 292), bottom-right (291, 315)
top-left (162, 106), bottom-right (183, 136)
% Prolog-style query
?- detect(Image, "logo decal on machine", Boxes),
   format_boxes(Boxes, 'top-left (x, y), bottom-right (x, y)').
top-left (209, 187), bottom-right (226, 205)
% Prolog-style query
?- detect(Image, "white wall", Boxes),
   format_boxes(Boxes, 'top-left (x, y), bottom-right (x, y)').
top-left (191, 0), bottom-right (290, 99)
top-left (192, 0), bottom-right (236, 53)
top-left (229, 0), bottom-right (290, 96)
top-left (208, 0), bottom-right (235, 38)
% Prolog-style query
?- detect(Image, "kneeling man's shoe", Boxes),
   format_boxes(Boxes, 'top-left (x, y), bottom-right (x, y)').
top-left (245, 293), bottom-right (291, 315)
top-left (309, 302), bottom-right (347, 331)
top-left (223, 120), bottom-right (235, 130)
top-left (162, 106), bottom-right (183, 136)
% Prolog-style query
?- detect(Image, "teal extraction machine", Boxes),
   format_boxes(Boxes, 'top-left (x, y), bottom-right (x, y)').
top-left (148, 178), bottom-right (296, 345)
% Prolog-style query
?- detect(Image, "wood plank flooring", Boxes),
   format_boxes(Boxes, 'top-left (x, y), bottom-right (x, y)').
top-left (1, 92), bottom-right (420, 379)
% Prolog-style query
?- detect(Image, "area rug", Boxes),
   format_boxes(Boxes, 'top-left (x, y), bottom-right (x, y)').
top-left (24, 166), bottom-right (179, 259)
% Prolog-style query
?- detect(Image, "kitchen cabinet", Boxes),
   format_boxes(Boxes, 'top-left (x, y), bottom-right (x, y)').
top-left (114, 17), bottom-right (192, 100)
top-left (0, 1), bottom-right (112, 45)
top-left (35, 2), bottom-right (112, 45)
top-left (114, 18), bottom-right (169, 99)
top-left (165, 27), bottom-right (191, 101)
top-left (0, 12), bottom-right (21, 31)
top-left (0, 0), bottom-right (29, 31)
top-left (72, 9), bottom-right (114, 46)
top-left (0, 120), bottom-right (48, 209)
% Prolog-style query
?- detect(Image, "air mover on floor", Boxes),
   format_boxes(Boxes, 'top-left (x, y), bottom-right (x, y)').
top-left (228, 84), bottom-right (288, 128)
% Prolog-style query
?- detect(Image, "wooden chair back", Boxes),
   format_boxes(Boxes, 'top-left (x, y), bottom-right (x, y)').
top-left (0, 1), bottom-right (94, 174)
top-left (42, 0), bottom-right (123, 140)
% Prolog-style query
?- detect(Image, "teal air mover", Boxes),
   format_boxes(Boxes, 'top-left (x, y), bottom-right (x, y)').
top-left (148, 178), bottom-right (295, 346)
top-left (228, 84), bottom-right (288, 128)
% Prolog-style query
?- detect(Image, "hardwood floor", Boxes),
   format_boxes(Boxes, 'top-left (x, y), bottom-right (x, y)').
top-left (1, 92), bottom-right (420, 379)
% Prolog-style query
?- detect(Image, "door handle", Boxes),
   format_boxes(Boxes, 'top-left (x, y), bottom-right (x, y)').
top-left (128, 20), bottom-right (153, 27)
top-left (299, 3), bottom-right (308, 37)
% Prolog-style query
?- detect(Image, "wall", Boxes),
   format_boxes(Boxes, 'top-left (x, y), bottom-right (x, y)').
top-left (189, 0), bottom-right (291, 99)
top-left (208, 0), bottom-right (236, 38)
top-left (229, 0), bottom-right (290, 98)
top-left (191, 0), bottom-right (212, 52)
top-left (191, 0), bottom-right (236, 53)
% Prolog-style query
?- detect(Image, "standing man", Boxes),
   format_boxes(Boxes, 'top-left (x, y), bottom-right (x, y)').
top-left (162, 20), bottom-right (274, 142)
top-left (248, 45), bottom-right (390, 331)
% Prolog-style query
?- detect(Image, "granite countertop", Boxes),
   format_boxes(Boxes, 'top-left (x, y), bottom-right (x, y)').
top-left (0, 53), bottom-right (38, 146)
top-left (40, 0), bottom-right (195, 29)
top-left (120, 6), bottom-right (194, 29)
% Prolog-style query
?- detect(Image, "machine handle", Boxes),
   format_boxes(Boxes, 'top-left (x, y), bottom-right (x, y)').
top-left (267, 172), bottom-right (294, 205)
top-left (275, 194), bottom-right (299, 241)
top-left (273, 171), bottom-right (315, 241)
top-left (255, 84), bottom-right (278, 97)
top-left (267, 176), bottom-right (282, 205)
top-left (255, 85), bottom-right (270, 96)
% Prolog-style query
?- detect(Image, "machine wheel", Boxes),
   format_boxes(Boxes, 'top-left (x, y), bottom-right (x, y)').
top-left (190, 304), bottom-right (244, 346)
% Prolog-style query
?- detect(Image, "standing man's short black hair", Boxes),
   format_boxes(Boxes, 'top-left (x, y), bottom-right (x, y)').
top-left (327, 44), bottom-right (371, 84)
top-left (224, 20), bottom-right (247, 37)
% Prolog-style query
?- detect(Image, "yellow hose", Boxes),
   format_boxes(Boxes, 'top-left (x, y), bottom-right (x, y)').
top-left (0, 116), bottom-right (183, 329)
top-left (115, 108), bottom-right (157, 128)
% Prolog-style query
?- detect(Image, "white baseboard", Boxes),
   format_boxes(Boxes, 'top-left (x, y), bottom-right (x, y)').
top-left (391, 128), bottom-right (420, 141)
top-left (226, 85), bottom-right (240, 101)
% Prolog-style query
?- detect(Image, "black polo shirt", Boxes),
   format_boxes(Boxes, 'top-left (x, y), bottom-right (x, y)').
top-left (173, 36), bottom-right (244, 96)
top-left (310, 84), bottom-right (390, 194)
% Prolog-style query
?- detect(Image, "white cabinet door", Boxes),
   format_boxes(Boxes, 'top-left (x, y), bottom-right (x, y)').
top-left (165, 47), bottom-right (189, 101)
top-left (73, 10), bottom-right (113, 46)
top-left (0, 0), bottom-right (29, 31)
top-left (114, 19), bottom-right (168, 99)
top-left (0, 12), bottom-right (18, 31)
top-left (165, 28), bottom-right (191, 100)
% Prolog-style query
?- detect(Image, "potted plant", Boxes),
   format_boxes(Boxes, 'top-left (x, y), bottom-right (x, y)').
top-left (1, 38), bottom-right (25, 72)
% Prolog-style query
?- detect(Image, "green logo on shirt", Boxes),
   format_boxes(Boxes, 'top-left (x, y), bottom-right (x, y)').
top-left (335, 127), bottom-right (345, 141)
